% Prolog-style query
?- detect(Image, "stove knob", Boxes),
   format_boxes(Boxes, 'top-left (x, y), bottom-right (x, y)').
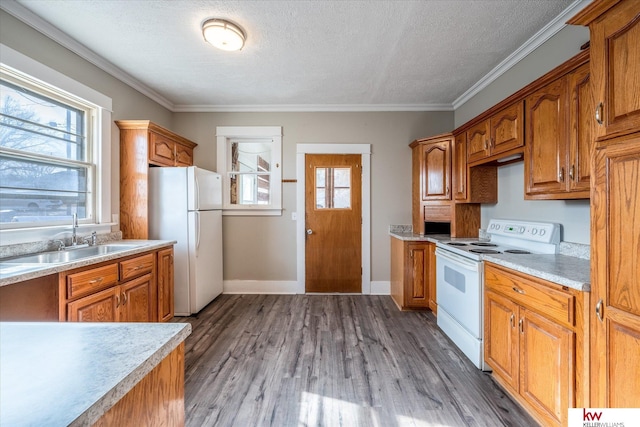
top-left (539, 229), bottom-right (546, 236)
top-left (531, 228), bottom-right (538, 235)
top-left (519, 227), bottom-right (525, 233)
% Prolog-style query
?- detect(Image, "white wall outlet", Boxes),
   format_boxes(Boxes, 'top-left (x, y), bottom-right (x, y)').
top-left (291, 212), bottom-right (297, 221)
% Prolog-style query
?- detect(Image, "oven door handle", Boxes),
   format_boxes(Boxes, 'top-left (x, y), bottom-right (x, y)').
top-left (435, 247), bottom-right (481, 272)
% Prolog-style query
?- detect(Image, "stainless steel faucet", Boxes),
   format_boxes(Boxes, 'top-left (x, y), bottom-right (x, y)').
top-left (71, 213), bottom-right (79, 246)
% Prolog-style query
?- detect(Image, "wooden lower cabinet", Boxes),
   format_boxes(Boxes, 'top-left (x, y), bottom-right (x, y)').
top-left (484, 263), bottom-right (588, 427)
top-left (60, 246), bottom-right (174, 323)
top-left (390, 237), bottom-right (435, 310)
top-left (157, 247), bottom-right (174, 322)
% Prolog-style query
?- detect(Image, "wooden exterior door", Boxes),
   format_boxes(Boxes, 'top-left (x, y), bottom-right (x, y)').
top-left (591, 136), bottom-right (640, 407)
top-left (305, 154), bottom-right (361, 293)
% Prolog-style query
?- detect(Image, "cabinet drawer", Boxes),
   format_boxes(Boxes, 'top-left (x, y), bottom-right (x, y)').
top-left (485, 264), bottom-right (575, 327)
top-left (67, 264), bottom-right (119, 299)
top-left (423, 204), bottom-right (451, 221)
top-left (120, 253), bottom-right (155, 281)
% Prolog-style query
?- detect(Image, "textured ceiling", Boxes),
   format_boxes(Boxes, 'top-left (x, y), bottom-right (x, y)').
top-left (7, 0), bottom-right (580, 111)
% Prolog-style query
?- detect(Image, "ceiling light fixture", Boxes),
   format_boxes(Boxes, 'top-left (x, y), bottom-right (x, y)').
top-left (202, 18), bottom-right (246, 51)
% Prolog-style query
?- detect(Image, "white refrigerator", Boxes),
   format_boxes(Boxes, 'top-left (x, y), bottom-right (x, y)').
top-left (148, 166), bottom-right (223, 316)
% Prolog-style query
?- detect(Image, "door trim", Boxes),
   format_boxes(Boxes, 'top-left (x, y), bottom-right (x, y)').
top-left (296, 144), bottom-right (371, 294)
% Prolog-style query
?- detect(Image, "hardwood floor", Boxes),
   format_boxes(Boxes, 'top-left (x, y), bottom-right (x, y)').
top-left (175, 295), bottom-right (536, 426)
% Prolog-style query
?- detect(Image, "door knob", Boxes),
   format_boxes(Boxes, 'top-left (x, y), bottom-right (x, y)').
top-left (306, 229), bottom-right (313, 235)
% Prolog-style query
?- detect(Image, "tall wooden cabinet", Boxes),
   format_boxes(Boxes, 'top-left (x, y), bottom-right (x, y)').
top-left (569, 0), bottom-right (640, 408)
top-left (116, 120), bottom-right (197, 239)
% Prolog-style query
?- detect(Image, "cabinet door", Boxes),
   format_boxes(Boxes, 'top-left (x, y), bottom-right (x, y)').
top-left (149, 132), bottom-right (176, 166)
top-left (421, 140), bottom-right (451, 200)
top-left (467, 121), bottom-right (490, 163)
top-left (175, 143), bottom-right (194, 166)
top-left (157, 247), bottom-right (174, 322)
top-left (120, 273), bottom-right (154, 322)
top-left (453, 133), bottom-right (467, 201)
top-left (484, 290), bottom-right (519, 390)
top-left (591, 136), bottom-right (640, 407)
top-left (590, 0), bottom-right (640, 138)
top-left (405, 242), bottom-right (429, 308)
top-left (525, 77), bottom-right (568, 196)
top-left (520, 308), bottom-right (574, 426)
top-left (67, 287), bottom-right (118, 322)
top-left (568, 63), bottom-right (592, 195)
top-left (490, 102), bottom-right (524, 156)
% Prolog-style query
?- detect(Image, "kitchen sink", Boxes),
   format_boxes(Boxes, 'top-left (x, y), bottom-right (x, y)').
top-left (1, 242), bottom-right (149, 265)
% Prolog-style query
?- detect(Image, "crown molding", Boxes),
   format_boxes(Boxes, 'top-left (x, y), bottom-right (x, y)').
top-left (452, 0), bottom-right (591, 110)
top-left (0, 0), bottom-right (175, 111)
top-left (172, 103), bottom-right (454, 113)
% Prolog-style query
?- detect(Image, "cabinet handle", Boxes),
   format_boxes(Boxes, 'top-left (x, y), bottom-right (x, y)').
top-left (558, 167), bottom-right (565, 182)
top-left (512, 286), bottom-right (525, 295)
top-left (490, 137), bottom-right (495, 148)
top-left (484, 140), bottom-right (489, 150)
top-left (595, 299), bottom-right (604, 322)
top-left (510, 313), bottom-right (515, 328)
top-left (122, 292), bottom-right (127, 306)
top-left (519, 318), bottom-right (524, 334)
top-left (134, 265), bottom-right (143, 271)
top-left (88, 277), bottom-right (103, 284)
top-left (595, 102), bottom-right (604, 125)
top-left (410, 250), bottom-right (413, 259)
top-left (115, 294), bottom-right (120, 308)
top-left (446, 186), bottom-right (449, 196)
top-left (569, 165), bottom-right (575, 181)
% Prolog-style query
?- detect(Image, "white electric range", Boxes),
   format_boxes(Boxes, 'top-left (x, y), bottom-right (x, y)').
top-left (434, 219), bottom-right (561, 370)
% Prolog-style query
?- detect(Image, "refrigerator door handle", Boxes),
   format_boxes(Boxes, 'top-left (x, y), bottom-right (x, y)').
top-left (194, 173), bottom-right (200, 211)
top-left (195, 211), bottom-right (201, 257)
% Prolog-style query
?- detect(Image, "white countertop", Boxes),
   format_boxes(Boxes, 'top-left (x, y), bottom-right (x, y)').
top-left (0, 322), bottom-right (191, 426)
top-left (0, 240), bottom-right (176, 287)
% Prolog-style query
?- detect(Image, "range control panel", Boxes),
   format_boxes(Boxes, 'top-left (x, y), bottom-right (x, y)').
top-left (487, 219), bottom-right (561, 244)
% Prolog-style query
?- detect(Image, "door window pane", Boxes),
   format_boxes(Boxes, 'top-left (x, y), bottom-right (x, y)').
top-left (315, 167), bottom-right (351, 209)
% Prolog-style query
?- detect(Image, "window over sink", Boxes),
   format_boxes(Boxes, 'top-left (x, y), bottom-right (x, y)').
top-left (0, 44), bottom-right (112, 242)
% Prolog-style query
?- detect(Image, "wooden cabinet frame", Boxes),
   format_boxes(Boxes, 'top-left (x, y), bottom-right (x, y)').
top-left (390, 238), bottom-right (435, 310)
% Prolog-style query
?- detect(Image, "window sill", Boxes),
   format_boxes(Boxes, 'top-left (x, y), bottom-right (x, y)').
top-left (222, 209), bottom-right (282, 217)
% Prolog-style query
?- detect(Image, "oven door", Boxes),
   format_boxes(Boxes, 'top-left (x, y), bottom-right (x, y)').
top-left (435, 247), bottom-right (483, 338)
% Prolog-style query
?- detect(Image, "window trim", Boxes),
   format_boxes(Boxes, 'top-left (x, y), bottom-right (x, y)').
top-left (216, 126), bottom-right (282, 216)
top-left (0, 43), bottom-right (113, 245)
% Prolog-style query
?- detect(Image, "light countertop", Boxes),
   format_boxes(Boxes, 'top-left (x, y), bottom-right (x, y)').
top-left (389, 229), bottom-right (590, 292)
top-left (0, 240), bottom-right (176, 287)
top-left (0, 322), bottom-right (191, 427)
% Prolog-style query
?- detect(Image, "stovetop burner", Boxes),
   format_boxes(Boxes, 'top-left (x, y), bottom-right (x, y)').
top-left (447, 242), bottom-right (468, 247)
top-left (470, 242), bottom-right (498, 247)
top-left (504, 249), bottom-right (531, 254)
top-left (469, 249), bottom-right (502, 254)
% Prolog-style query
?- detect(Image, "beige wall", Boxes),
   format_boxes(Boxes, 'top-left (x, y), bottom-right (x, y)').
top-left (173, 112), bottom-right (453, 281)
top-left (454, 25), bottom-right (591, 244)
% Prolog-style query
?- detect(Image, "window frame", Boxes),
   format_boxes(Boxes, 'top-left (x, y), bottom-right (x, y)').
top-left (0, 43), bottom-right (112, 244)
top-left (216, 126), bottom-right (282, 216)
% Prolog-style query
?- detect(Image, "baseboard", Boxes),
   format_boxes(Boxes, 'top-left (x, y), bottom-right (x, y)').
top-left (370, 281), bottom-right (390, 295)
top-left (223, 280), bottom-right (299, 294)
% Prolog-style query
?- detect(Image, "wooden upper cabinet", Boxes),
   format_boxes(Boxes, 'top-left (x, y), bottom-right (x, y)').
top-left (453, 133), bottom-right (467, 201)
top-left (421, 138), bottom-right (451, 201)
top-left (490, 102), bottom-right (525, 156)
top-left (568, 63), bottom-right (593, 194)
top-left (525, 61), bottom-right (591, 199)
top-left (571, 0), bottom-right (640, 139)
top-left (467, 102), bottom-right (524, 164)
top-left (116, 120), bottom-right (197, 239)
top-left (525, 77), bottom-right (568, 196)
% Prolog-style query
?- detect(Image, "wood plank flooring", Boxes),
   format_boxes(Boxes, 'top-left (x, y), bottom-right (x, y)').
top-left (175, 295), bottom-right (536, 427)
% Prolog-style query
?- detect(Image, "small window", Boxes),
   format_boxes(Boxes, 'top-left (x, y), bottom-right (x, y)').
top-left (217, 126), bottom-right (282, 215)
top-left (0, 75), bottom-right (96, 227)
top-left (315, 167), bottom-right (351, 209)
